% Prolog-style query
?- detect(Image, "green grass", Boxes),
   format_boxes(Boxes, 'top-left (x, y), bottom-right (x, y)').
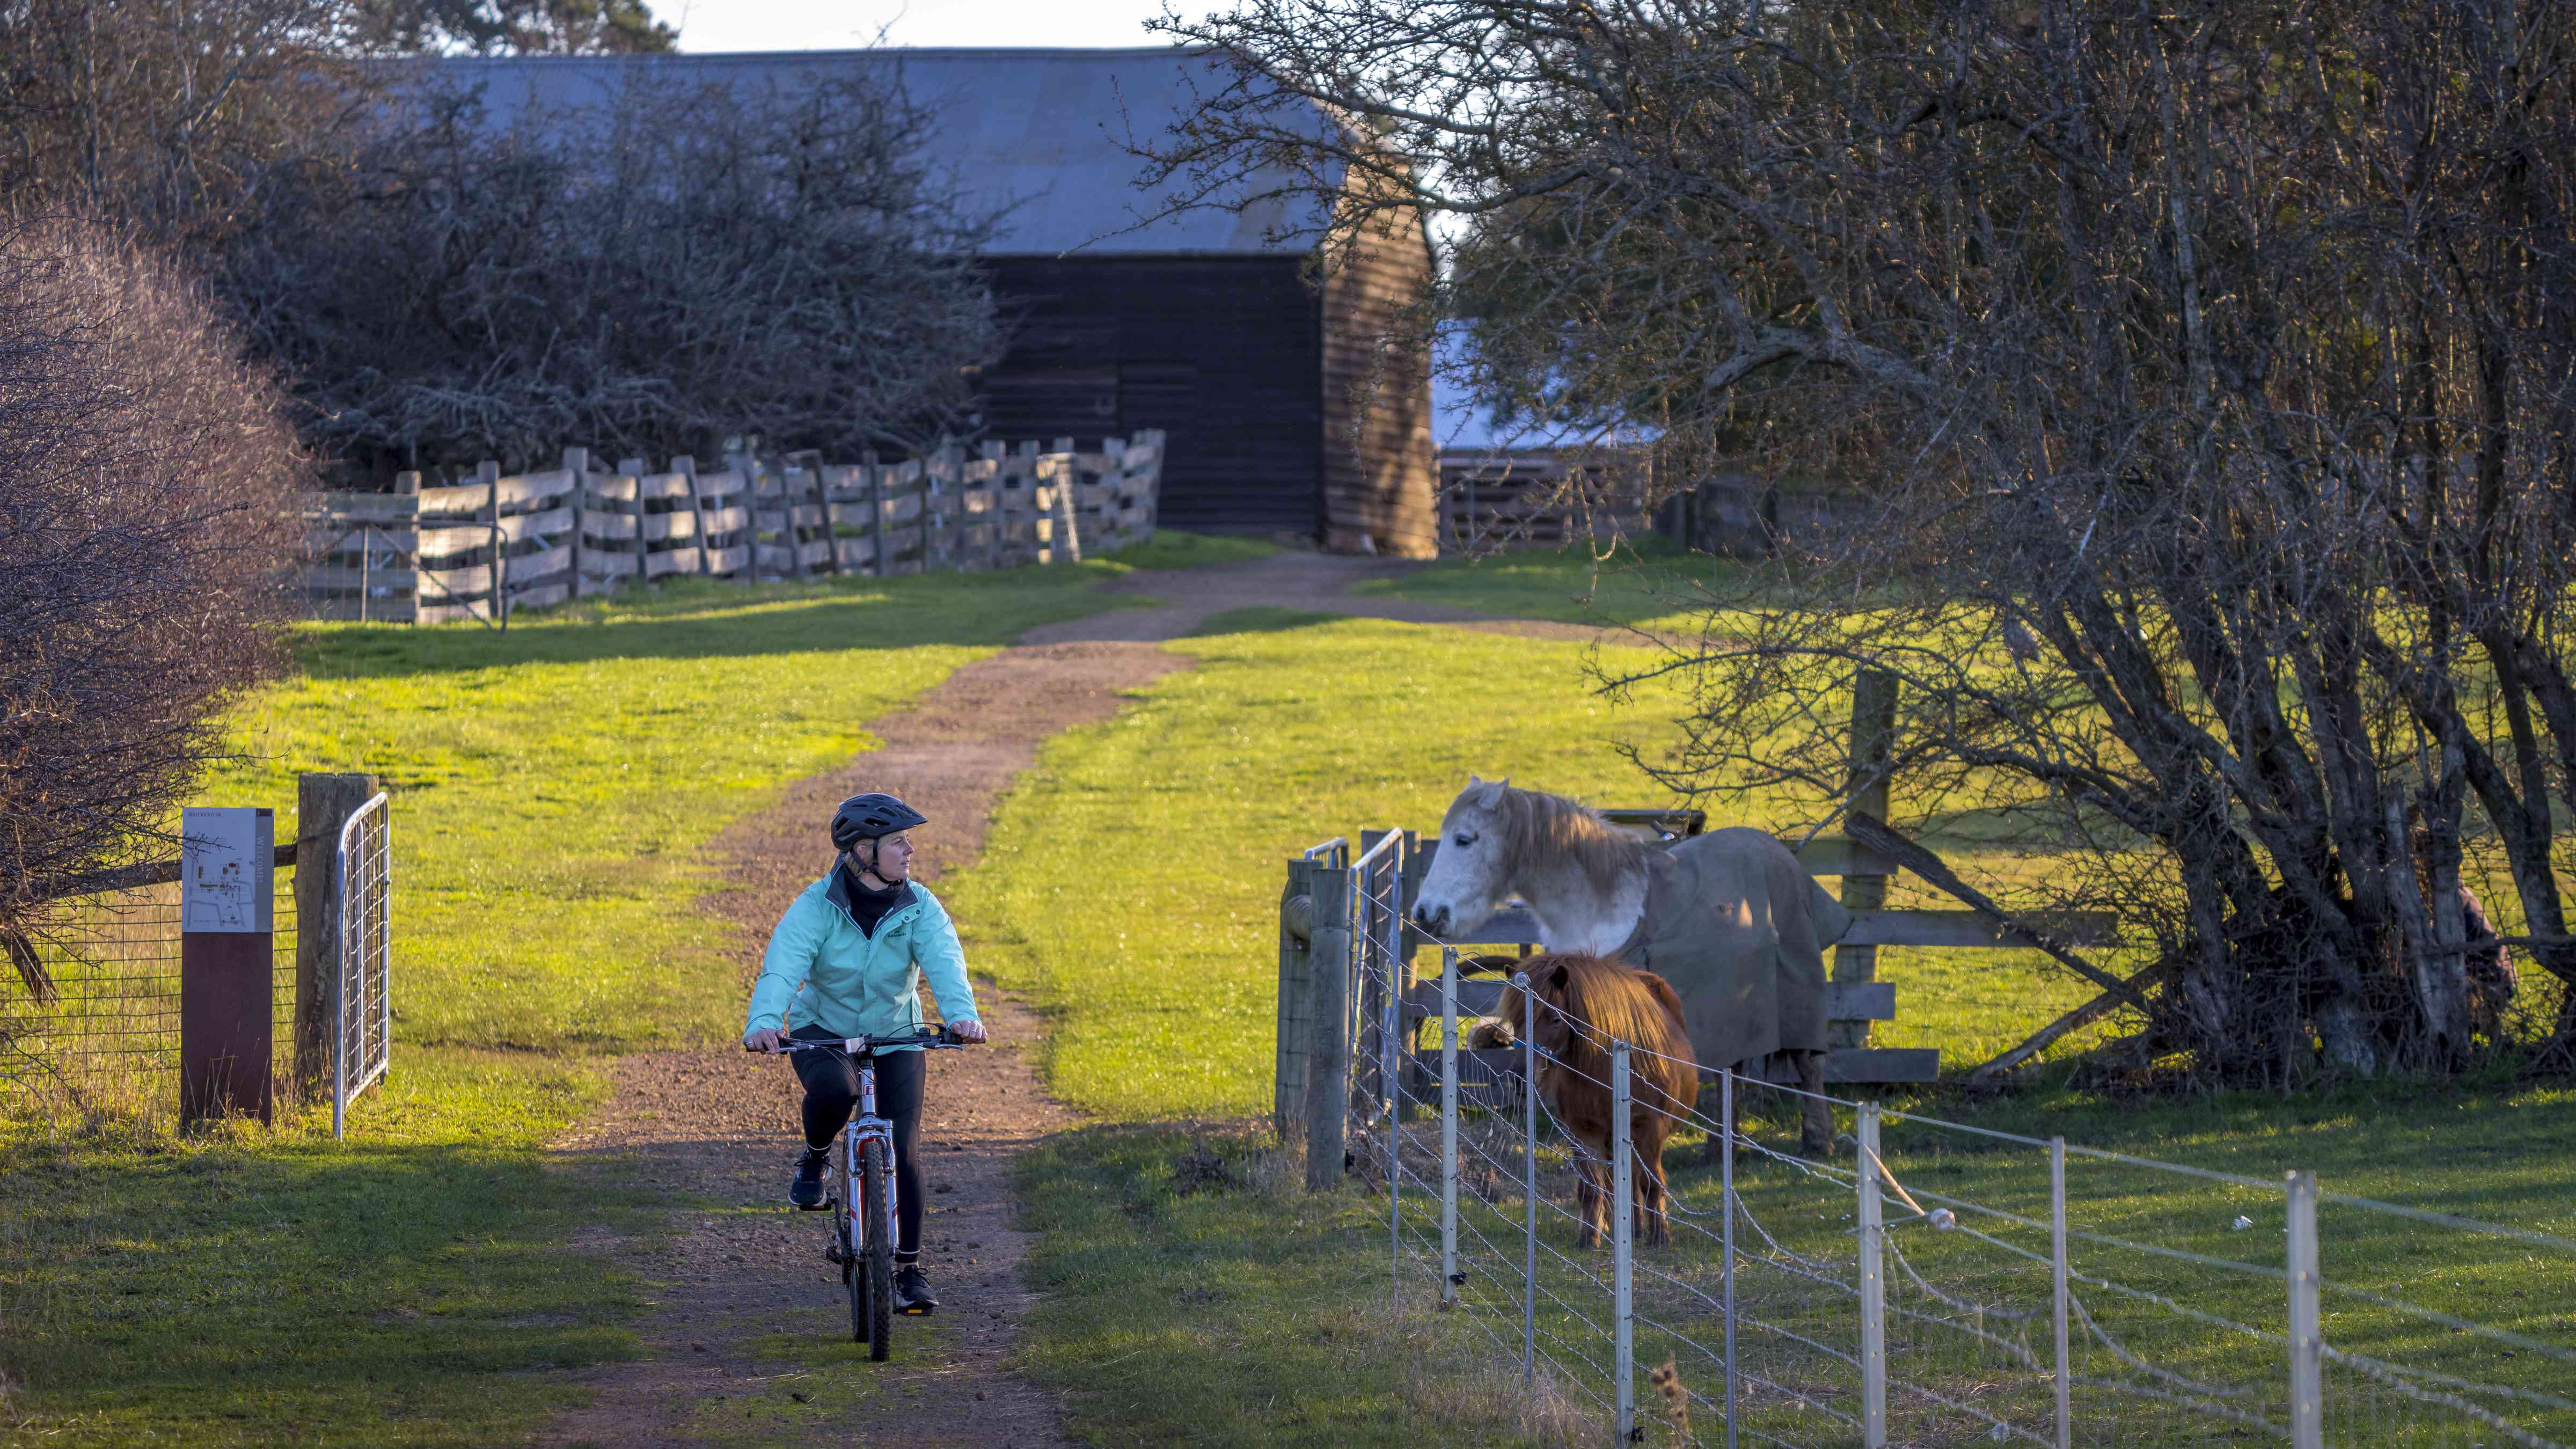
top-left (946, 613), bottom-right (1702, 1121)
top-left (1351, 536), bottom-right (1737, 630)
top-left (1016, 1125), bottom-right (1571, 1447)
top-left (0, 1049), bottom-right (650, 1447)
top-left (1, 565), bottom-right (1136, 1445)
top-left (1095, 529), bottom-right (1280, 571)
top-left (946, 610), bottom-right (2105, 1121)
top-left (929, 605), bottom-right (2574, 1445)
top-left (214, 567), bottom-right (1145, 1054)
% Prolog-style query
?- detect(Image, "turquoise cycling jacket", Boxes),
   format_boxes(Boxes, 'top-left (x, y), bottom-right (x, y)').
top-left (743, 868), bottom-right (980, 1048)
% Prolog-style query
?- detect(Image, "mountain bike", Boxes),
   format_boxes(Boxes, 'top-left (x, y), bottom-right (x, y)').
top-left (761, 1027), bottom-right (969, 1359)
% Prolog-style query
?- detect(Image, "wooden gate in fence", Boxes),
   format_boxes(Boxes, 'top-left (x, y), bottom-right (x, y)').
top-left (303, 432), bottom-right (1162, 624)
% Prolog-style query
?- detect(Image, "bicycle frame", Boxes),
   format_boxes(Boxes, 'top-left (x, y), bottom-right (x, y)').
top-left (843, 1057), bottom-right (898, 1260)
top-left (762, 1027), bottom-right (967, 1348)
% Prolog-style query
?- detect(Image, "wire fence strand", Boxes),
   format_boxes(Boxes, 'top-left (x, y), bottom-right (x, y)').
top-left (1331, 859), bottom-right (2576, 1449)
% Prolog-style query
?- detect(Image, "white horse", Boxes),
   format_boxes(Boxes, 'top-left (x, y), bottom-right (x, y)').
top-left (1412, 775), bottom-right (1850, 1157)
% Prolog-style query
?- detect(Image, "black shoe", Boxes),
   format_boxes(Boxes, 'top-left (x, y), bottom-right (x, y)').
top-left (894, 1263), bottom-right (938, 1314)
top-left (788, 1148), bottom-right (829, 1210)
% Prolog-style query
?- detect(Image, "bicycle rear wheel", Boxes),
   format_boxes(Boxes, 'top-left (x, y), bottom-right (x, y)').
top-left (861, 1137), bottom-right (894, 1360)
top-left (840, 1150), bottom-right (868, 1344)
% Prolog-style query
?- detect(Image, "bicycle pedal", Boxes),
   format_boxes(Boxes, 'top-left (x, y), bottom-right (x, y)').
top-left (900, 1304), bottom-right (934, 1316)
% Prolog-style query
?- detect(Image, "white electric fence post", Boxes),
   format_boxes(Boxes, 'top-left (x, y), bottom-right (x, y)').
top-left (1721, 1067), bottom-right (1738, 1449)
top-left (2052, 1136), bottom-right (2072, 1449)
top-left (1612, 1041), bottom-right (1636, 1444)
top-left (1439, 946), bottom-right (1460, 1309)
top-left (2287, 1169), bottom-right (2324, 1449)
top-left (1385, 860), bottom-right (1401, 1302)
top-left (1383, 850), bottom-right (1403, 1131)
top-left (1858, 1101), bottom-right (1887, 1448)
top-left (1520, 971), bottom-right (1537, 1387)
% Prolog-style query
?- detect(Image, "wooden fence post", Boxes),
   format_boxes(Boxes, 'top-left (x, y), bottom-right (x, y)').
top-left (1305, 865), bottom-right (1354, 1190)
top-left (1832, 669), bottom-right (1900, 1048)
top-left (561, 448), bottom-right (588, 602)
top-left (730, 450), bottom-right (764, 585)
top-left (674, 455), bottom-right (710, 580)
top-left (869, 455), bottom-right (890, 579)
top-left (793, 450), bottom-right (832, 579)
top-left (294, 772), bottom-right (379, 1103)
top-left (733, 456), bottom-right (756, 588)
top-left (617, 457), bottom-right (648, 592)
top-left (390, 470), bottom-right (421, 624)
top-left (478, 460), bottom-right (507, 630)
top-left (1277, 858), bottom-right (1319, 1139)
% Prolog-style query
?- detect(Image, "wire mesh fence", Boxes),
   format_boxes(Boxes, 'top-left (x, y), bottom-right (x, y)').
top-left (1353, 938), bottom-right (2576, 1448)
top-left (1, 873), bottom-right (300, 1131)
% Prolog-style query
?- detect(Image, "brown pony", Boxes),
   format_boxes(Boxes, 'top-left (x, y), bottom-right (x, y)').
top-left (1468, 952), bottom-right (1699, 1248)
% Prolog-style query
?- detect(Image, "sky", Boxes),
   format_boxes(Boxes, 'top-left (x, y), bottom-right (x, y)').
top-left (668, 0), bottom-right (1177, 53)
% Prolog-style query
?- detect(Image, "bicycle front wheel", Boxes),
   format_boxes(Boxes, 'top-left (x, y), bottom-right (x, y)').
top-left (841, 1151), bottom-right (868, 1344)
top-left (861, 1137), bottom-right (894, 1361)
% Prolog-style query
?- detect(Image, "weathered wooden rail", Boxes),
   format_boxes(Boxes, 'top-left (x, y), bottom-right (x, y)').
top-left (302, 432), bottom-right (1162, 624)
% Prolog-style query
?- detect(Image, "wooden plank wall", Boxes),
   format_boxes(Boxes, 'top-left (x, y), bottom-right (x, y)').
top-left (300, 433), bottom-right (1162, 625)
top-left (978, 257), bottom-right (1324, 541)
top-left (1437, 450), bottom-right (1652, 553)
top-left (1319, 203), bottom-right (1438, 558)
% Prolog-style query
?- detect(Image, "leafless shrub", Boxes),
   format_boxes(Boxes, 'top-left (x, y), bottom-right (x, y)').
top-left (0, 219), bottom-right (306, 928)
top-left (223, 70), bottom-right (1005, 476)
top-left (0, 0), bottom-right (374, 247)
top-left (1156, 0), bottom-right (2576, 1080)
top-left (352, 0), bottom-right (676, 54)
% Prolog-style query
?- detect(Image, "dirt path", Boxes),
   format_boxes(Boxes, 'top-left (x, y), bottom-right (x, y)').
top-left (539, 551), bottom-right (1585, 1447)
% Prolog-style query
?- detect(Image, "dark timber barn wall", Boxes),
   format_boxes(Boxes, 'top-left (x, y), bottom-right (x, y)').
top-left (975, 257), bottom-right (1324, 540)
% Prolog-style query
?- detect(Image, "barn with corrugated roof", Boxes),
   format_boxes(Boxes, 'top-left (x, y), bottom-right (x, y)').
top-left (432, 47), bottom-right (1437, 557)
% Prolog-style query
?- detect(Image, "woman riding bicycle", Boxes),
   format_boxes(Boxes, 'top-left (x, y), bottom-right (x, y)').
top-left (742, 792), bottom-right (987, 1314)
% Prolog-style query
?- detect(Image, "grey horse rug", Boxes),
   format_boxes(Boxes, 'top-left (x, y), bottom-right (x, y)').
top-left (1612, 827), bottom-right (1854, 1070)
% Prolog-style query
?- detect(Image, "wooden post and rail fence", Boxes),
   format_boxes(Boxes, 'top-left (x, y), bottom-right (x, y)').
top-left (301, 433), bottom-right (1163, 625)
top-left (1272, 670), bottom-right (2123, 1168)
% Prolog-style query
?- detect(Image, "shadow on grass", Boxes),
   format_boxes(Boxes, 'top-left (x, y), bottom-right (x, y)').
top-left (294, 569), bottom-right (1146, 682)
top-left (1182, 605), bottom-right (1344, 638)
top-left (0, 1095), bottom-right (663, 1445)
top-left (1014, 1122), bottom-right (1567, 1449)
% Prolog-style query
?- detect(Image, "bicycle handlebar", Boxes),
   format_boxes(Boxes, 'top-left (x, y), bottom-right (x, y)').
top-left (750, 1027), bottom-right (975, 1055)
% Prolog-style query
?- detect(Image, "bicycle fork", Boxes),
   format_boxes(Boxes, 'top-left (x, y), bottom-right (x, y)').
top-left (847, 1063), bottom-right (899, 1254)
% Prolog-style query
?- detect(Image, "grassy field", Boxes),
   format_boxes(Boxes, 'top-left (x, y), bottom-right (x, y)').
top-left (937, 605), bottom-right (2576, 1445)
top-left (9, 545), bottom-right (2570, 1446)
top-left (1350, 536), bottom-right (1738, 631)
top-left (943, 609), bottom-right (2123, 1119)
top-left (0, 561), bottom-right (1144, 1446)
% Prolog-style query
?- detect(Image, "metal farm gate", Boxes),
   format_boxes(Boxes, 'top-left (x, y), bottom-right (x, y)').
top-left (331, 792), bottom-right (392, 1138)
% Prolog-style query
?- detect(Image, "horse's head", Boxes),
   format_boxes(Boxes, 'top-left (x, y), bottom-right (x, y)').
top-left (1413, 775), bottom-right (1513, 940)
top-left (1469, 958), bottom-right (1579, 1060)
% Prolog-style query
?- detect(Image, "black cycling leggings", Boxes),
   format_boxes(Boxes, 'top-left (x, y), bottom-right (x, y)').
top-left (787, 1027), bottom-right (926, 1254)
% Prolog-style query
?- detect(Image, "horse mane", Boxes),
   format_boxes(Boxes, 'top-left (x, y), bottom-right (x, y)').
top-left (1549, 953), bottom-right (1692, 1066)
top-left (1492, 784), bottom-right (1656, 901)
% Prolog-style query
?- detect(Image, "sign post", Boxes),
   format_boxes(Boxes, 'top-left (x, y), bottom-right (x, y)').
top-left (180, 807), bottom-right (274, 1125)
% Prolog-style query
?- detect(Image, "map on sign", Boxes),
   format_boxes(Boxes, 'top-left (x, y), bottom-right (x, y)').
top-left (181, 807), bottom-right (273, 934)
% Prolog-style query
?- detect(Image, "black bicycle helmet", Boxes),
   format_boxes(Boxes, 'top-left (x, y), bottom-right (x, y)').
top-left (830, 793), bottom-right (927, 851)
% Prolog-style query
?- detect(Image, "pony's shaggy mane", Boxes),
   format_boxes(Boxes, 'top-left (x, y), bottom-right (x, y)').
top-left (1487, 784), bottom-right (1656, 901)
top-left (1548, 954), bottom-right (1695, 1070)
